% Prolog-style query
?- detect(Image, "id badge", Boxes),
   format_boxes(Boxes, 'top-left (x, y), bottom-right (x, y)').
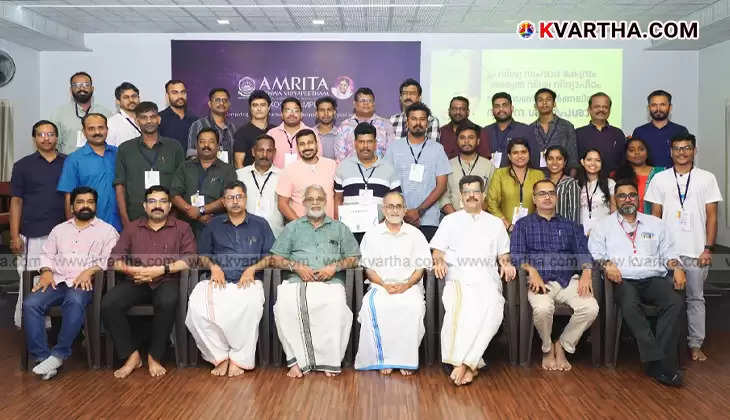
top-left (284, 152), bottom-right (298, 167)
top-left (358, 188), bottom-right (374, 203)
top-left (512, 205), bottom-right (528, 224)
top-left (76, 130), bottom-right (86, 147)
top-left (492, 152), bottom-right (502, 168)
top-left (190, 192), bottom-right (205, 207)
top-left (539, 150), bottom-right (547, 168)
top-left (409, 163), bottom-right (425, 183)
top-left (678, 210), bottom-right (691, 232)
top-left (144, 170), bottom-right (161, 189)
top-left (217, 150), bottom-right (229, 164)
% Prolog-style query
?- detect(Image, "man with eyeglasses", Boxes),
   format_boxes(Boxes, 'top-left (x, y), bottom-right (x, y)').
top-left (186, 181), bottom-right (275, 377)
top-left (159, 80), bottom-right (198, 152)
top-left (632, 90), bottom-right (689, 168)
top-left (107, 81), bottom-right (142, 147)
top-left (390, 79), bottom-right (440, 143)
top-left (483, 92), bottom-right (536, 169)
top-left (438, 96), bottom-right (490, 160)
top-left (510, 179), bottom-right (598, 372)
top-left (52, 71), bottom-right (111, 155)
top-left (313, 96), bottom-right (339, 161)
top-left (589, 179), bottom-right (686, 387)
top-left (335, 87), bottom-right (395, 163)
top-left (267, 97), bottom-right (321, 169)
top-left (187, 88), bottom-right (237, 164)
top-left (233, 90), bottom-right (275, 169)
top-left (645, 133), bottom-right (722, 362)
top-left (430, 175), bottom-right (516, 386)
top-left (102, 185), bottom-right (196, 379)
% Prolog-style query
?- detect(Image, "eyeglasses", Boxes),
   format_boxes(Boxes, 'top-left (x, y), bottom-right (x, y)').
top-left (616, 192), bottom-right (639, 200)
top-left (461, 189), bottom-right (482, 195)
top-left (283, 108), bottom-right (301, 114)
top-left (303, 197), bottom-right (325, 203)
top-left (356, 98), bottom-right (374, 104)
top-left (212, 98), bottom-right (229, 104)
top-left (384, 204), bottom-right (404, 211)
top-left (671, 145), bottom-right (694, 152)
top-left (534, 191), bottom-right (557, 198)
top-left (224, 194), bottom-right (245, 201)
top-left (36, 132), bottom-right (57, 138)
top-left (71, 82), bottom-right (91, 89)
top-left (145, 198), bottom-right (170, 205)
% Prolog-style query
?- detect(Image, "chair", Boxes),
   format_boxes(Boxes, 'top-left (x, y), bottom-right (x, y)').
top-left (187, 268), bottom-right (273, 367)
top-left (20, 270), bottom-right (105, 370)
top-left (104, 270), bottom-right (190, 369)
top-left (518, 264), bottom-right (603, 367)
top-left (270, 268), bottom-right (355, 367)
top-left (603, 271), bottom-right (688, 369)
top-left (0, 181), bottom-right (11, 233)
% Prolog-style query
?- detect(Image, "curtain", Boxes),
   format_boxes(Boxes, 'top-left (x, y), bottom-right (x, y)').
top-left (0, 99), bottom-right (13, 181)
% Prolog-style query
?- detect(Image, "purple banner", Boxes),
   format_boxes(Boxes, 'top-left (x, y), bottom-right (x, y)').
top-left (171, 40), bottom-right (421, 127)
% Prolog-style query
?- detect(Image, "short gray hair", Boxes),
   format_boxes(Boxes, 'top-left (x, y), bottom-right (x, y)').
top-left (304, 184), bottom-right (326, 199)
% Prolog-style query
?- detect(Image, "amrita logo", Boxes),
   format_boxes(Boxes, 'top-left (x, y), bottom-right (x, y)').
top-left (237, 76), bottom-right (257, 98)
top-left (517, 21), bottom-right (535, 39)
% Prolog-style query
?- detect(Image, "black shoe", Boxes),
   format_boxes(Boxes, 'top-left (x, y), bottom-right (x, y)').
top-left (653, 370), bottom-right (683, 387)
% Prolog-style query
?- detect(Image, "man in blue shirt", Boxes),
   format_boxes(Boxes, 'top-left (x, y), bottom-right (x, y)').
top-left (632, 90), bottom-right (689, 168)
top-left (57, 113), bottom-right (121, 231)
top-left (483, 92), bottom-right (536, 169)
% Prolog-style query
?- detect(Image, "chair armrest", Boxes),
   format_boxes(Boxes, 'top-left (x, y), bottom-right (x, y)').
top-left (354, 267), bottom-right (365, 313)
top-left (22, 270), bottom-right (37, 298)
top-left (178, 269), bottom-right (190, 304)
top-left (518, 268), bottom-right (529, 308)
top-left (591, 262), bottom-right (603, 304)
top-left (504, 275), bottom-right (518, 307)
top-left (92, 270), bottom-right (105, 308)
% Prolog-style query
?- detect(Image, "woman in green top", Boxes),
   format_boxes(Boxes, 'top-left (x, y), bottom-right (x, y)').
top-left (486, 138), bottom-right (545, 232)
top-left (611, 137), bottom-right (664, 214)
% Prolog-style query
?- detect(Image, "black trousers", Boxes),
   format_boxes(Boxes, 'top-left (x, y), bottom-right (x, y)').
top-left (614, 276), bottom-right (682, 364)
top-left (418, 225), bottom-right (438, 243)
top-left (102, 280), bottom-right (179, 362)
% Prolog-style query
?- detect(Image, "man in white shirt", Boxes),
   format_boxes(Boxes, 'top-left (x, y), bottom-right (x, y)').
top-left (645, 133), bottom-right (722, 362)
top-left (106, 82), bottom-right (141, 146)
top-left (237, 134), bottom-right (284, 237)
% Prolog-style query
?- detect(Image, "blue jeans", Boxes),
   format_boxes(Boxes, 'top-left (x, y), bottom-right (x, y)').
top-left (23, 283), bottom-right (92, 361)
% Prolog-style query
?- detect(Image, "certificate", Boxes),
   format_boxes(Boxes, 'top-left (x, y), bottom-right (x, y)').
top-left (339, 203), bottom-right (378, 233)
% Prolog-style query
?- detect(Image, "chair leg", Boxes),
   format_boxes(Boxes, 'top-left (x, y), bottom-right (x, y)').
top-left (613, 309), bottom-right (623, 368)
top-left (84, 314), bottom-right (93, 369)
top-left (271, 275), bottom-right (283, 368)
top-left (519, 308), bottom-right (533, 367)
top-left (20, 328), bottom-right (29, 371)
top-left (106, 333), bottom-right (114, 369)
top-left (604, 304), bottom-right (617, 368)
top-left (591, 317), bottom-right (602, 367)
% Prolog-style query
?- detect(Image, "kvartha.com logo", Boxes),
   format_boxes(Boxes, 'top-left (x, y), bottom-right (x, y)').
top-left (517, 20), bottom-right (699, 40)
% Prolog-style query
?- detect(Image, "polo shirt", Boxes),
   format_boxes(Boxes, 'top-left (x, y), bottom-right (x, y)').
top-left (52, 100), bottom-right (112, 155)
top-left (270, 216), bottom-right (361, 286)
top-left (315, 124), bottom-right (339, 161)
top-left (438, 120), bottom-right (491, 160)
top-left (197, 213), bottom-right (275, 282)
top-left (57, 143), bottom-right (121, 231)
top-left (334, 155), bottom-right (401, 220)
top-left (335, 114), bottom-right (395, 162)
top-left (237, 165), bottom-right (284, 237)
top-left (187, 115), bottom-right (237, 163)
top-left (631, 121), bottom-right (689, 168)
top-left (114, 136), bottom-right (185, 222)
top-left (383, 138), bottom-right (451, 227)
top-left (360, 222), bottom-right (432, 282)
top-left (10, 152), bottom-right (66, 238)
top-left (485, 167), bottom-right (545, 224)
top-left (170, 158), bottom-right (236, 232)
top-left (233, 121), bottom-right (275, 167)
top-left (530, 115), bottom-right (578, 169)
top-left (267, 122), bottom-right (322, 169)
top-left (439, 155), bottom-right (495, 212)
top-left (576, 122), bottom-right (626, 174)
top-left (484, 120), bottom-right (535, 168)
top-left (106, 111), bottom-right (142, 147)
top-left (159, 107), bottom-right (198, 152)
top-left (275, 157), bottom-right (337, 219)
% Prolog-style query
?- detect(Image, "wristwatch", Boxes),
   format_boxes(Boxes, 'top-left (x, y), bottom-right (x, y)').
top-left (287, 262), bottom-right (295, 272)
top-left (704, 245), bottom-right (714, 252)
top-left (198, 206), bottom-right (206, 215)
top-left (164, 264), bottom-right (170, 275)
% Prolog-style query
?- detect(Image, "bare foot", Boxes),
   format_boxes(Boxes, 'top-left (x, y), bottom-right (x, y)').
top-left (324, 371), bottom-right (340, 377)
top-left (148, 355), bottom-right (167, 377)
top-left (380, 368), bottom-right (392, 375)
top-left (400, 369), bottom-right (414, 376)
top-left (554, 342), bottom-right (572, 371)
top-left (451, 365), bottom-right (467, 385)
top-left (287, 364), bottom-right (303, 378)
top-left (227, 361), bottom-right (245, 377)
top-left (542, 347), bottom-right (557, 371)
top-left (462, 368), bottom-right (475, 384)
top-left (691, 348), bottom-right (708, 362)
top-left (211, 359), bottom-right (229, 376)
top-left (114, 351), bottom-right (142, 379)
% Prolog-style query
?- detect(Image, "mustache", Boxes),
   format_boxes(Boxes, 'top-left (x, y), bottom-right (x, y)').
top-left (201, 147), bottom-right (212, 152)
top-left (152, 208), bottom-right (164, 213)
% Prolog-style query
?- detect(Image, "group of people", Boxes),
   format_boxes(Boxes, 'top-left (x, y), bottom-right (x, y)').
top-left (9, 72), bottom-right (721, 388)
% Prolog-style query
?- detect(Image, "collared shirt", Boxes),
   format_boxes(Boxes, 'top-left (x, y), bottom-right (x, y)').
top-left (485, 167), bottom-right (545, 224)
top-left (267, 122), bottom-right (322, 169)
top-left (270, 216), bottom-right (360, 286)
top-left (588, 212), bottom-right (678, 280)
top-left (106, 111), bottom-right (142, 147)
top-left (170, 158), bottom-right (236, 232)
top-left (159, 107), bottom-right (198, 152)
top-left (52, 100), bottom-right (112, 155)
top-left (360, 222), bottom-right (432, 283)
top-left (530, 115), bottom-right (578, 169)
top-left (315, 124), bottom-right (339, 161)
top-left (579, 178), bottom-right (616, 236)
top-left (334, 155), bottom-right (401, 220)
top-left (11, 152), bottom-right (66, 238)
top-left (439, 155), bottom-right (495, 212)
top-left (632, 121), bottom-right (689, 168)
top-left (237, 164), bottom-right (284, 237)
top-left (275, 157), bottom-right (337, 218)
top-left (40, 218), bottom-right (119, 287)
top-left (335, 114), bottom-right (395, 162)
top-left (555, 175), bottom-right (581, 224)
top-left (438, 120), bottom-right (491, 159)
top-left (576, 122), bottom-right (626, 174)
top-left (510, 213), bottom-right (592, 288)
top-left (233, 121), bottom-right (275, 167)
top-left (197, 213), bottom-right (275, 282)
top-left (390, 112), bottom-right (440, 144)
top-left (383, 138), bottom-right (451, 227)
top-left (110, 216), bottom-right (197, 288)
top-left (57, 143), bottom-right (121, 231)
top-left (484, 120), bottom-right (536, 168)
top-left (187, 115), bottom-right (237, 163)
top-left (114, 136), bottom-right (185, 222)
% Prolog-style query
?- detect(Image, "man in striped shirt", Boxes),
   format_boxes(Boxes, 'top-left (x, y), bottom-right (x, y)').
top-left (389, 79), bottom-right (440, 143)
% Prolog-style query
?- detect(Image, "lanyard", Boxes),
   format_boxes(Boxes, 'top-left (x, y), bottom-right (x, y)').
top-left (510, 166), bottom-right (527, 204)
top-left (536, 117), bottom-right (557, 149)
top-left (137, 141), bottom-right (160, 169)
top-left (125, 116), bottom-right (142, 134)
top-left (458, 155), bottom-right (479, 177)
top-left (357, 163), bottom-right (377, 189)
top-left (673, 166), bottom-right (692, 210)
top-left (251, 170), bottom-right (273, 195)
top-left (284, 128), bottom-right (298, 151)
top-left (74, 103), bottom-right (88, 121)
top-left (407, 139), bottom-right (427, 164)
top-left (584, 181), bottom-right (599, 219)
top-left (617, 213), bottom-right (640, 254)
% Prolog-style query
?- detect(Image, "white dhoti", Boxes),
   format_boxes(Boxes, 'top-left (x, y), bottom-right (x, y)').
top-left (274, 281), bottom-right (352, 374)
top-left (14, 235), bottom-right (48, 328)
top-left (441, 268), bottom-right (504, 370)
top-left (185, 280), bottom-right (264, 369)
top-left (355, 283), bottom-right (425, 371)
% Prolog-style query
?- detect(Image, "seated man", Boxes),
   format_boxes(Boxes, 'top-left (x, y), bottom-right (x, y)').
top-left (354, 191), bottom-right (432, 375)
top-left (186, 181), bottom-right (275, 377)
top-left (510, 179), bottom-right (599, 371)
top-left (271, 185), bottom-right (360, 378)
top-left (102, 185), bottom-right (196, 378)
top-left (430, 175), bottom-right (516, 386)
top-left (588, 179), bottom-right (685, 387)
top-left (23, 186), bottom-right (119, 380)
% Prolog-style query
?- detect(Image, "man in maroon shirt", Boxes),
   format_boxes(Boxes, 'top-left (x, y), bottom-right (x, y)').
top-left (102, 185), bottom-right (196, 379)
top-left (438, 96), bottom-right (490, 159)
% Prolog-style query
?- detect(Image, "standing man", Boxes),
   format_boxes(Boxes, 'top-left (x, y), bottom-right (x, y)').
top-left (439, 123), bottom-right (495, 215)
top-left (314, 96), bottom-right (339, 161)
top-left (530, 88), bottom-right (578, 172)
top-left (237, 134), bottom-right (285, 237)
top-left (171, 128), bottom-right (235, 235)
top-left (52, 71), bottom-right (111, 155)
top-left (438, 96), bottom-right (490, 159)
top-left (57, 113), bottom-right (121, 231)
top-left (384, 102), bottom-right (450, 242)
top-left (10, 120), bottom-right (67, 328)
top-left (267, 97), bottom-right (321, 169)
top-left (159, 79), bottom-right (197, 152)
top-left (483, 92), bottom-right (535, 169)
top-left (102, 185), bottom-right (197, 379)
top-left (233, 90), bottom-right (275, 169)
top-left (335, 87), bottom-right (395, 162)
top-left (106, 82), bottom-right (141, 147)
top-left (390, 79), bottom-right (440, 143)
top-left (276, 129), bottom-right (337, 221)
top-left (115, 101), bottom-right (184, 227)
top-left (632, 90), bottom-right (689, 168)
top-left (576, 92), bottom-right (625, 174)
top-left (187, 88), bottom-right (237, 164)
top-left (186, 181), bottom-right (275, 377)
top-left (645, 133), bottom-right (722, 362)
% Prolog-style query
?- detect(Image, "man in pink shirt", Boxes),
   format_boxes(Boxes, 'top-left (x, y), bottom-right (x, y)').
top-left (23, 186), bottom-right (119, 380)
top-left (276, 129), bottom-right (337, 220)
top-left (267, 97), bottom-right (322, 168)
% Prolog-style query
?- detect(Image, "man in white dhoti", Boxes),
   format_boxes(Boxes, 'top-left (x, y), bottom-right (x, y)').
top-left (185, 181), bottom-right (275, 377)
top-left (355, 191), bottom-right (432, 376)
top-left (430, 175), bottom-right (516, 386)
top-left (271, 185), bottom-right (361, 378)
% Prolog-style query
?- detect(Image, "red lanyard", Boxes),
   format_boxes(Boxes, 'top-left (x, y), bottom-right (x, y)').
top-left (617, 214), bottom-right (640, 254)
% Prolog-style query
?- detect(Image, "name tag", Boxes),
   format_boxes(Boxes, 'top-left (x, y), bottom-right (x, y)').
top-left (76, 130), bottom-right (86, 147)
top-left (217, 150), bottom-right (229, 164)
top-left (409, 163), bottom-right (425, 183)
top-left (539, 149), bottom-right (547, 168)
top-left (358, 188), bottom-right (374, 204)
top-left (190, 192), bottom-right (205, 207)
top-left (492, 152), bottom-right (502, 168)
top-left (284, 152), bottom-right (298, 167)
top-left (678, 210), bottom-right (691, 232)
top-left (339, 203), bottom-right (378, 233)
top-left (512, 205), bottom-right (528, 224)
top-left (145, 170), bottom-right (160, 189)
